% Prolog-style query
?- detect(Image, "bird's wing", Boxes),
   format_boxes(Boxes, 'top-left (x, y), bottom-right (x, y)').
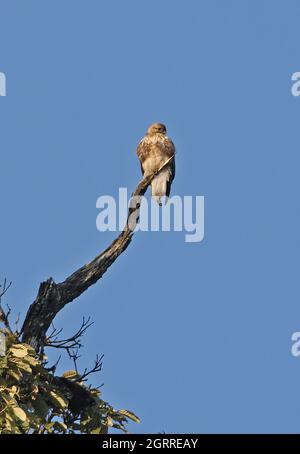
top-left (167, 140), bottom-right (176, 179)
top-left (170, 155), bottom-right (176, 180)
top-left (161, 138), bottom-right (176, 198)
top-left (165, 156), bottom-right (175, 197)
top-left (136, 138), bottom-right (150, 175)
top-left (164, 138), bottom-right (176, 180)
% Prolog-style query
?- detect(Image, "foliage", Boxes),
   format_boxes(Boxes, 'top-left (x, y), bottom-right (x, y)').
top-left (0, 329), bottom-right (140, 434)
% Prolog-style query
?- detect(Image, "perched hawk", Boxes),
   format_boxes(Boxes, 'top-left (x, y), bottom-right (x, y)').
top-left (136, 123), bottom-right (176, 205)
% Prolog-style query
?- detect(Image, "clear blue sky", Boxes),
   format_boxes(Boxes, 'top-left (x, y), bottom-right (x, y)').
top-left (1, 0), bottom-right (300, 434)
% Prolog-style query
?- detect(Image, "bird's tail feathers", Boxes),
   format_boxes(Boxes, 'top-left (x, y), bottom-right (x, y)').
top-left (151, 169), bottom-right (171, 205)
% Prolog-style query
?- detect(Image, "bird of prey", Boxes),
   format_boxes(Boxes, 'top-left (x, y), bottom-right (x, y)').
top-left (136, 123), bottom-right (176, 205)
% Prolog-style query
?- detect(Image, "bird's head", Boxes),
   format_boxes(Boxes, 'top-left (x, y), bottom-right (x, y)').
top-left (147, 123), bottom-right (167, 136)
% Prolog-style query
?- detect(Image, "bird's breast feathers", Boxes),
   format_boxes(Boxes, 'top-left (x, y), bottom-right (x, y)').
top-left (137, 134), bottom-right (175, 174)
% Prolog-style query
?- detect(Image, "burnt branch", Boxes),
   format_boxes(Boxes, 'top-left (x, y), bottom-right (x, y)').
top-left (21, 155), bottom-right (175, 350)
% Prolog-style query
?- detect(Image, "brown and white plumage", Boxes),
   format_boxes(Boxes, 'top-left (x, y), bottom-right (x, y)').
top-left (136, 123), bottom-right (176, 205)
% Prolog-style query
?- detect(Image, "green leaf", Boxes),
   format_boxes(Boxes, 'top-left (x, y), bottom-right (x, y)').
top-left (20, 343), bottom-right (36, 354)
top-left (8, 358), bottom-right (32, 373)
top-left (90, 427), bottom-right (102, 434)
top-left (9, 344), bottom-right (28, 358)
top-left (0, 356), bottom-right (8, 370)
top-left (48, 391), bottom-right (69, 410)
top-left (106, 416), bottom-right (114, 427)
top-left (7, 368), bottom-right (23, 381)
top-left (62, 370), bottom-right (80, 380)
top-left (117, 409), bottom-right (140, 423)
top-left (11, 406), bottom-right (27, 422)
top-left (53, 421), bottom-right (67, 432)
top-left (112, 422), bottom-right (127, 433)
top-left (23, 355), bottom-right (39, 367)
top-left (44, 422), bottom-right (54, 433)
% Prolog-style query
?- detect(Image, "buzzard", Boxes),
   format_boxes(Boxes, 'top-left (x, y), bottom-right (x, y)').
top-left (136, 123), bottom-right (176, 205)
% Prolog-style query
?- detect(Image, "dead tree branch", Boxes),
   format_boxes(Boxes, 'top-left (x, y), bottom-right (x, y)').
top-left (21, 156), bottom-right (174, 350)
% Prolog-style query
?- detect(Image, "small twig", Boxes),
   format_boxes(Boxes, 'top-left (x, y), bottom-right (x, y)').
top-left (0, 279), bottom-right (12, 300)
top-left (14, 312), bottom-right (21, 333)
top-left (68, 348), bottom-right (81, 375)
top-left (47, 323), bottom-right (63, 340)
top-left (0, 279), bottom-right (13, 333)
top-left (80, 354), bottom-right (104, 382)
top-left (45, 317), bottom-right (93, 351)
top-left (45, 355), bottom-right (62, 374)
